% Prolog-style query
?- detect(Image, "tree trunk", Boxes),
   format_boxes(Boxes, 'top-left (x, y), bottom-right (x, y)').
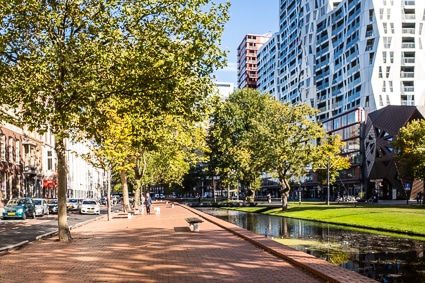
top-left (280, 178), bottom-right (290, 211)
top-left (56, 136), bottom-right (72, 241)
top-left (107, 167), bottom-right (112, 221)
top-left (120, 168), bottom-right (130, 211)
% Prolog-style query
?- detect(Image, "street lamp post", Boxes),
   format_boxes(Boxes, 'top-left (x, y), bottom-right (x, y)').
top-left (327, 155), bottom-right (330, 205)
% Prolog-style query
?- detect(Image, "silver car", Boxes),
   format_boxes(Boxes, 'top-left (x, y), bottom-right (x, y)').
top-left (67, 198), bottom-right (81, 211)
top-left (33, 198), bottom-right (49, 216)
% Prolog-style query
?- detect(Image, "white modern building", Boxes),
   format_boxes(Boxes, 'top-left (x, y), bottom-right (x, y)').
top-left (215, 81), bottom-right (235, 100)
top-left (277, 0), bottom-right (425, 121)
top-left (251, 0), bottom-right (425, 200)
top-left (257, 32), bottom-right (280, 97)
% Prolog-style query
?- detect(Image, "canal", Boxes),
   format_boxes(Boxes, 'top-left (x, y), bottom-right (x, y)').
top-left (197, 207), bottom-right (425, 283)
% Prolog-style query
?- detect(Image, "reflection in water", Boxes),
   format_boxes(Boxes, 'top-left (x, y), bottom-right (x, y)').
top-left (198, 208), bottom-right (425, 283)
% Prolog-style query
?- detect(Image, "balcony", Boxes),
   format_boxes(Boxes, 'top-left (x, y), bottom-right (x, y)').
top-left (401, 43), bottom-right (415, 48)
top-left (401, 72), bottom-right (414, 78)
top-left (402, 57), bottom-right (415, 64)
top-left (23, 165), bottom-right (37, 177)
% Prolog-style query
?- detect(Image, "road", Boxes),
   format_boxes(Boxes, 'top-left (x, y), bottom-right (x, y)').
top-left (0, 205), bottom-right (122, 251)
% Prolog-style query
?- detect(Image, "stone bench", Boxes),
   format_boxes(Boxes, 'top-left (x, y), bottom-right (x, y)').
top-left (185, 217), bottom-right (204, 232)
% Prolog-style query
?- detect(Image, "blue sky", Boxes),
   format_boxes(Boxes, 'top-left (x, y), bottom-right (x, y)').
top-left (214, 1), bottom-right (279, 85)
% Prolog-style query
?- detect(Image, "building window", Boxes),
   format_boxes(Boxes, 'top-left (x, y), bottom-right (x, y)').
top-left (0, 135), bottom-right (5, 161)
top-left (383, 22), bottom-right (387, 34)
top-left (382, 81), bottom-right (386, 92)
top-left (379, 66), bottom-right (383, 78)
top-left (383, 37), bottom-right (392, 48)
top-left (382, 51), bottom-right (387, 63)
top-left (386, 66), bottom-right (391, 78)
top-left (16, 140), bottom-right (20, 164)
top-left (390, 51), bottom-right (394, 63)
top-left (8, 137), bottom-right (13, 164)
top-left (47, 150), bottom-right (53, 171)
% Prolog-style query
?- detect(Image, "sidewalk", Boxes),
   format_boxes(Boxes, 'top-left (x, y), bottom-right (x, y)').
top-left (0, 202), bottom-right (377, 283)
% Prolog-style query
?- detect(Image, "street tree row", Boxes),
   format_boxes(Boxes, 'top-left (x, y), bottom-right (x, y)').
top-left (207, 89), bottom-right (351, 210)
top-left (0, 0), bottom-right (230, 241)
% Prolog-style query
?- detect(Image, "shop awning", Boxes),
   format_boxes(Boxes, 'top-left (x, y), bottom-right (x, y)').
top-left (43, 179), bottom-right (57, 188)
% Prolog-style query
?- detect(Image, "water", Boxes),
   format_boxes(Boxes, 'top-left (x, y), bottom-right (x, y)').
top-left (198, 207), bottom-right (425, 283)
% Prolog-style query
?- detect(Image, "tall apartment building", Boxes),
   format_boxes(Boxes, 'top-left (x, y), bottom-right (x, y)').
top-left (278, 0), bottom-right (425, 117)
top-left (237, 33), bottom-right (272, 89)
top-left (257, 32), bottom-right (280, 96)
top-left (253, 0), bottom-right (425, 200)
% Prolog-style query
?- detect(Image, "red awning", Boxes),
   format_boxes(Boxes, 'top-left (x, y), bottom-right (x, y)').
top-left (43, 179), bottom-right (57, 188)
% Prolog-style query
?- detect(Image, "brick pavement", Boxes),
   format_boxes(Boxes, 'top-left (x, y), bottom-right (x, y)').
top-left (0, 202), bottom-right (378, 283)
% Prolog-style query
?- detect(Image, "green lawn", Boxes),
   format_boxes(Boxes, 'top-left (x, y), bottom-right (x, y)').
top-left (223, 202), bottom-right (425, 237)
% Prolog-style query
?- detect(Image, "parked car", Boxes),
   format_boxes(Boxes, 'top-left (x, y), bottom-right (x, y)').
top-left (2, 197), bottom-right (36, 220)
top-left (67, 198), bottom-right (81, 211)
top-left (159, 194), bottom-right (165, 199)
top-left (48, 199), bottom-right (58, 214)
top-left (100, 197), bottom-right (107, 205)
top-left (79, 199), bottom-right (100, 215)
top-left (33, 198), bottom-right (49, 216)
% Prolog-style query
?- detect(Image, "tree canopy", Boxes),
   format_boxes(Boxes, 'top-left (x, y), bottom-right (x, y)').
top-left (392, 119), bottom-right (425, 191)
top-left (208, 88), bottom-right (350, 209)
top-left (0, 0), bottom-right (229, 241)
top-left (208, 89), bottom-right (269, 199)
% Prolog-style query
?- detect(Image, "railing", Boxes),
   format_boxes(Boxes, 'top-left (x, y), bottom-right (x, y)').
top-left (401, 72), bottom-right (414, 78)
top-left (401, 43), bottom-right (415, 48)
top-left (402, 28), bottom-right (415, 34)
top-left (402, 57), bottom-right (415, 64)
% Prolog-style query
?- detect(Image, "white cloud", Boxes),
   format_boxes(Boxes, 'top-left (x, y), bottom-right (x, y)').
top-left (219, 62), bottom-right (238, 72)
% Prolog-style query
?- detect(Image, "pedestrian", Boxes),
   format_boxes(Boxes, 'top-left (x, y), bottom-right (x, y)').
top-left (145, 193), bottom-right (152, 215)
top-left (140, 194), bottom-right (146, 215)
top-left (267, 193), bottom-right (271, 204)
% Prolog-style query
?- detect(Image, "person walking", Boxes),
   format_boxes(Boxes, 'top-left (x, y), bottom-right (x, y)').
top-left (140, 194), bottom-right (146, 215)
top-left (145, 193), bottom-right (152, 215)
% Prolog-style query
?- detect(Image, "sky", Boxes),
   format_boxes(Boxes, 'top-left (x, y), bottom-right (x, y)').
top-left (214, 1), bottom-right (279, 85)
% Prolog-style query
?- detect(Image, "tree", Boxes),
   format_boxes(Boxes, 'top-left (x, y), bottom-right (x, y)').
top-left (312, 134), bottom-right (351, 205)
top-left (259, 100), bottom-right (329, 210)
top-left (0, 0), bottom-right (229, 241)
top-left (208, 89), bottom-right (270, 201)
top-left (392, 119), bottom-right (425, 197)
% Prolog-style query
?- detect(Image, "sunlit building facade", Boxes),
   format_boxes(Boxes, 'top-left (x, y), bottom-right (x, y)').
top-left (257, 32), bottom-right (280, 96)
top-left (237, 33), bottom-right (272, 89)
top-left (267, 0), bottom-right (425, 200)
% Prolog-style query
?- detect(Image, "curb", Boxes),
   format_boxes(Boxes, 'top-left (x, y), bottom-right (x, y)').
top-left (0, 240), bottom-right (29, 254)
top-left (1, 210), bottom-right (115, 253)
top-left (181, 203), bottom-right (378, 283)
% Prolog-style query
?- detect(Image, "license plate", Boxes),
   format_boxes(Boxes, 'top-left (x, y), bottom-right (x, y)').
top-left (7, 212), bottom-right (15, 216)
top-left (68, 206), bottom-right (73, 208)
